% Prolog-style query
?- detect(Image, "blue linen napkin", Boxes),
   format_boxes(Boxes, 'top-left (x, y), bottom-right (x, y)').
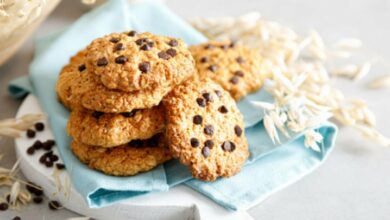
top-left (7, 0), bottom-right (338, 210)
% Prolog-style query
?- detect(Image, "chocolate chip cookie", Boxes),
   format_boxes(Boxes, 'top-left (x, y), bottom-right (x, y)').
top-left (85, 31), bottom-right (195, 92)
top-left (190, 41), bottom-right (270, 100)
top-left (56, 49), bottom-right (171, 112)
top-left (163, 79), bottom-right (249, 181)
top-left (67, 105), bottom-right (165, 147)
top-left (71, 133), bottom-right (172, 176)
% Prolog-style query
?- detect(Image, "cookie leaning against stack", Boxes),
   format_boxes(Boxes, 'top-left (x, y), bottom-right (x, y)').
top-left (56, 31), bottom-right (195, 176)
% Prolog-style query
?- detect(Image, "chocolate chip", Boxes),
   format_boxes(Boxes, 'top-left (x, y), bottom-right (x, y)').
top-left (168, 39), bottom-right (178, 47)
top-left (229, 41), bottom-right (236, 48)
top-left (221, 141), bottom-right (235, 152)
top-left (202, 147), bottom-right (211, 158)
top-left (158, 51), bottom-right (171, 60)
top-left (48, 200), bottom-right (62, 210)
top-left (140, 44), bottom-right (151, 51)
top-left (196, 98), bottom-right (206, 107)
top-left (135, 38), bottom-right (147, 45)
top-left (220, 44), bottom-right (229, 49)
top-left (229, 76), bottom-right (239, 84)
top-left (115, 55), bottom-right (127, 64)
top-left (33, 197), bottom-right (43, 204)
top-left (204, 44), bottom-right (214, 49)
top-left (78, 64), bottom-right (86, 72)
top-left (43, 140), bottom-right (55, 151)
top-left (39, 155), bottom-right (46, 164)
top-left (138, 62), bottom-right (150, 73)
top-left (97, 57), bottom-right (108, 66)
top-left (32, 140), bottom-right (43, 150)
top-left (92, 111), bottom-right (104, 119)
top-left (45, 160), bottom-right (53, 168)
top-left (200, 57), bottom-right (208, 63)
top-left (27, 146), bottom-right (35, 155)
top-left (110, 37), bottom-right (120, 43)
top-left (26, 129), bottom-right (35, 138)
top-left (193, 115), bottom-right (203, 125)
top-left (128, 30), bottom-right (137, 37)
top-left (56, 163), bottom-right (66, 170)
top-left (13, 216), bottom-right (21, 220)
top-left (26, 182), bottom-right (43, 196)
top-left (234, 70), bottom-right (244, 77)
top-left (121, 110), bottom-right (137, 118)
top-left (208, 64), bottom-right (218, 72)
top-left (190, 138), bottom-right (199, 148)
top-left (166, 48), bottom-right (177, 57)
top-left (202, 93), bottom-right (213, 103)
top-left (50, 154), bottom-right (59, 162)
top-left (234, 125), bottom-right (243, 137)
top-left (204, 125), bottom-right (214, 136)
top-left (114, 43), bottom-right (124, 51)
top-left (128, 139), bottom-right (144, 148)
top-left (236, 57), bottom-right (246, 64)
top-left (214, 90), bottom-right (222, 98)
top-left (34, 122), bottom-right (45, 131)
top-left (46, 139), bottom-right (56, 146)
top-left (204, 140), bottom-right (214, 149)
top-left (0, 203), bottom-right (8, 211)
top-left (219, 105), bottom-right (228, 113)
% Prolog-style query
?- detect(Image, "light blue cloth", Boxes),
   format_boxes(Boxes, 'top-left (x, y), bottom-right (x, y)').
top-left (7, 0), bottom-right (337, 210)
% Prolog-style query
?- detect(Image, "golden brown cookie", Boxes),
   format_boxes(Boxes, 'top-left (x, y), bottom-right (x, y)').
top-left (67, 105), bottom-right (165, 147)
top-left (71, 133), bottom-right (172, 176)
top-left (56, 49), bottom-right (171, 112)
top-left (85, 31), bottom-right (195, 92)
top-left (190, 41), bottom-right (270, 101)
top-left (163, 79), bottom-right (249, 181)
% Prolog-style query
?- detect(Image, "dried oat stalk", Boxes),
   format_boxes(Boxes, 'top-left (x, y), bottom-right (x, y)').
top-left (191, 13), bottom-right (390, 149)
top-left (0, 113), bottom-right (44, 138)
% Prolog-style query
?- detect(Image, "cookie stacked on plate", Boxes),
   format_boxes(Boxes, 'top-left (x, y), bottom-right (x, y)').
top-left (56, 31), bottom-right (195, 176)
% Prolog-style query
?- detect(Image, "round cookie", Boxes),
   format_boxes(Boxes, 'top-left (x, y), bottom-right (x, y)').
top-left (67, 105), bottom-right (165, 147)
top-left (163, 79), bottom-right (249, 181)
top-left (85, 31), bottom-right (195, 92)
top-left (56, 49), bottom-right (171, 112)
top-left (190, 41), bottom-right (271, 101)
top-left (71, 133), bottom-right (172, 176)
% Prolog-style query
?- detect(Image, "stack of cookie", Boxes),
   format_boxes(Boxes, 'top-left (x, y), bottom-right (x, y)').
top-left (57, 31), bottom-right (270, 181)
top-left (56, 31), bottom-right (195, 176)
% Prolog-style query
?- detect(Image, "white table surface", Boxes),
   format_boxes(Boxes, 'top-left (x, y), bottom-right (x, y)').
top-left (0, 0), bottom-right (390, 219)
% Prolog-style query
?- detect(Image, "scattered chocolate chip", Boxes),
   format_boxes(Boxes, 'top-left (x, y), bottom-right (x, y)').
top-left (56, 163), bottom-right (66, 170)
top-left (135, 38), bottom-right (147, 45)
top-left (42, 142), bottom-right (53, 151)
top-left (234, 70), bottom-right (244, 77)
top-left (138, 62), bottom-right (150, 73)
top-left (48, 200), bottom-right (62, 210)
top-left (158, 51), bottom-right (171, 60)
top-left (78, 64), bottom-right (86, 72)
top-left (207, 64), bottom-right (218, 72)
top-left (204, 140), bottom-right (214, 149)
top-left (204, 44), bottom-right (214, 49)
top-left (202, 93), bottom-right (213, 103)
top-left (218, 105), bottom-right (228, 113)
top-left (202, 147), bottom-right (211, 158)
top-left (50, 154), bottom-right (59, 162)
top-left (214, 90), bottom-right (222, 98)
top-left (166, 48), bottom-right (177, 57)
top-left (121, 110), bottom-right (137, 118)
top-left (39, 155), bottom-right (46, 164)
top-left (128, 30), bottom-right (137, 37)
top-left (92, 111), bottom-right (104, 119)
top-left (221, 141), bottom-right (235, 152)
top-left (26, 182), bottom-right (43, 196)
top-left (236, 56), bottom-right (245, 64)
top-left (109, 37), bottom-right (120, 43)
top-left (45, 160), bottom-right (53, 168)
top-left (33, 197), bottom-right (43, 204)
top-left (115, 55), bottom-right (127, 64)
top-left (140, 44), bottom-right (151, 51)
top-left (168, 39), bottom-right (178, 47)
top-left (204, 125), bottom-right (214, 136)
top-left (26, 129), bottom-right (35, 138)
top-left (34, 122), bottom-right (45, 131)
top-left (114, 43), bottom-right (124, 51)
top-left (27, 146), bottom-right (35, 155)
top-left (32, 140), bottom-right (43, 150)
top-left (196, 98), bottom-right (206, 107)
top-left (229, 76), bottom-right (239, 84)
top-left (0, 202), bottom-right (8, 211)
top-left (97, 57), bottom-right (108, 66)
top-left (234, 125), bottom-right (243, 137)
top-left (13, 216), bottom-right (21, 220)
top-left (193, 115), bottom-right (203, 125)
top-left (190, 138), bottom-right (199, 148)
top-left (200, 57), bottom-right (208, 63)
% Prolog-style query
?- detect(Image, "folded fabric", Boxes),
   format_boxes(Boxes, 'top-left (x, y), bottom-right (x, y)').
top-left (8, 0), bottom-right (338, 210)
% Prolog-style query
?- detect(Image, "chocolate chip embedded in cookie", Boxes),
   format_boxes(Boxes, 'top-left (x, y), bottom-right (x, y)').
top-left (56, 49), bottom-right (171, 113)
top-left (67, 105), bottom-right (165, 147)
top-left (190, 41), bottom-right (271, 101)
top-left (71, 133), bottom-right (172, 176)
top-left (85, 31), bottom-right (195, 92)
top-left (163, 79), bottom-right (249, 181)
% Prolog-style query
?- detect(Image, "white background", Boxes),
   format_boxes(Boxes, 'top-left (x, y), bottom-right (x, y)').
top-left (0, 0), bottom-right (390, 219)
